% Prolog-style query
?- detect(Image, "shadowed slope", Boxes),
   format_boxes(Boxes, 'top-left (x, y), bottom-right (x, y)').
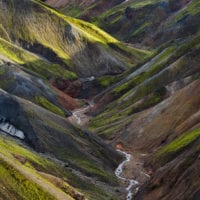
top-left (0, 0), bottom-right (150, 78)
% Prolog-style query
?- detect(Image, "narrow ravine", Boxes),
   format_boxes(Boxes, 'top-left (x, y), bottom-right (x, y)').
top-left (69, 101), bottom-right (94, 126)
top-left (70, 104), bottom-right (139, 200)
top-left (115, 149), bottom-right (139, 200)
top-left (73, 106), bottom-right (89, 125)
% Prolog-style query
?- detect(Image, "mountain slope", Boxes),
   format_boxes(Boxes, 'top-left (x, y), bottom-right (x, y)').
top-left (0, 0), bottom-right (151, 112)
top-left (44, 0), bottom-right (124, 20)
top-left (85, 4), bottom-right (200, 198)
top-left (50, 0), bottom-right (200, 49)
top-left (0, 86), bottom-right (124, 200)
top-left (0, 0), bottom-right (150, 78)
top-left (0, 1), bottom-right (143, 199)
top-left (0, 0), bottom-right (199, 200)
top-left (94, 0), bottom-right (200, 47)
top-left (0, 134), bottom-right (118, 200)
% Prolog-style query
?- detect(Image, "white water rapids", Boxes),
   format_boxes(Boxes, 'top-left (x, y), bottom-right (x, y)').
top-left (71, 105), bottom-right (139, 200)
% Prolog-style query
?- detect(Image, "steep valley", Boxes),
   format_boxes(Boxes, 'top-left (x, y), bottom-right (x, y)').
top-left (0, 0), bottom-right (200, 200)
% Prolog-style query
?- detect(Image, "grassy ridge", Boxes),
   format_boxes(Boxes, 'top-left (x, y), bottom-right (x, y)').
top-left (0, 37), bottom-right (77, 80)
top-left (154, 128), bottom-right (200, 165)
top-left (35, 96), bottom-right (66, 117)
top-left (0, 135), bottom-right (119, 200)
top-left (89, 34), bottom-right (200, 138)
top-left (36, 0), bottom-right (151, 61)
top-left (0, 159), bottom-right (56, 200)
top-left (0, 0), bottom-right (152, 81)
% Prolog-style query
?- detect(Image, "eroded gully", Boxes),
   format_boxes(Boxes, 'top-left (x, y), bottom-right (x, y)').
top-left (69, 103), bottom-right (140, 200)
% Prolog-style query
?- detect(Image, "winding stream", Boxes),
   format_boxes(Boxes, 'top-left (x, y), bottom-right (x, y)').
top-left (71, 105), bottom-right (139, 200)
top-left (115, 149), bottom-right (138, 200)
top-left (71, 101), bottom-right (94, 125)
top-left (73, 106), bottom-right (89, 125)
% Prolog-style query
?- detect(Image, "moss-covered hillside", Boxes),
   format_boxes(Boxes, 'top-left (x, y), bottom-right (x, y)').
top-left (0, 0), bottom-right (199, 200)
top-left (51, 0), bottom-right (200, 48)
top-left (94, 0), bottom-right (200, 47)
top-left (0, 0), bottom-right (150, 79)
top-left (88, 37), bottom-right (200, 199)
top-left (0, 134), bottom-right (120, 200)
top-left (0, 86), bottom-right (123, 200)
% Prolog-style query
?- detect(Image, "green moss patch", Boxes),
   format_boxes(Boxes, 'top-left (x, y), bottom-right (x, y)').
top-left (96, 75), bottom-right (121, 88)
top-left (0, 135), bottom-right (119, 200)
top-left (0, 38), bottom-right (77, 80)
top-left (155, 128), bottom-right (200, 165)
top-left (0, 159), bottom-right (56, 200)
top-left (35, 96), bottom-right (65, 117)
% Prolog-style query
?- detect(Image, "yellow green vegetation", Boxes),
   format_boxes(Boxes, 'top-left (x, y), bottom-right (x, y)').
top-left (89, 87), bottom-right (166, 137)
top-left (0, 0), bottom-right (152, 83)
top-left (0, 38), bottom-right (77, 80)
top-left (170, 0), bottom-right (200, 23)
top-left (36, 0), bottom-right (118, 44)
top-left (35, 96), bottom-right (65, 117)
top-left (89, 36), bottom-right (200, 138)
top-left (0, 135), bottom-right (119, 200)
top-left (96, 75), bottom-right (121, 87)
top-left (0, 25), bottom-right (10, 41)
top-left (36, 0), bottom-right (151, 61)
top-left (131, 22), bottom-right (150, 37)
top-left (0, 137), bottom-right (68, 200)
top-left (89, 104), bottom-right (134, 137)
top-left (155, 128), bottom-right (200, 164)
top-left (116, 35), bottom-right (199, 102)
top-left (0, 159), bottom-right (56, 200)
top-left (113, 46), bottom-right (175, 95)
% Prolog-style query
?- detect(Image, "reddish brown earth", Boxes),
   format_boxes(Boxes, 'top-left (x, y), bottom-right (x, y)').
top-left (89, 93), bottom-right (115, 116)
top-left (51, 85), bottom-right (80, 111)
top-left (51, 78), bottom-right (82, 98)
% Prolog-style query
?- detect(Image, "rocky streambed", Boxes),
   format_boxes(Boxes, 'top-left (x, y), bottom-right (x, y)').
top-left (115, 149), bottom-right (139, 200)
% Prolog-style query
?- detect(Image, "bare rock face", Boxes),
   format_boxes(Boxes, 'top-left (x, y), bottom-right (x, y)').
top-left (0, 63), bottom-right (56, 102)
top-left (0, 90), bottom-right (38, 147)
top-left (0, 118), bottom-right (25, 139)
